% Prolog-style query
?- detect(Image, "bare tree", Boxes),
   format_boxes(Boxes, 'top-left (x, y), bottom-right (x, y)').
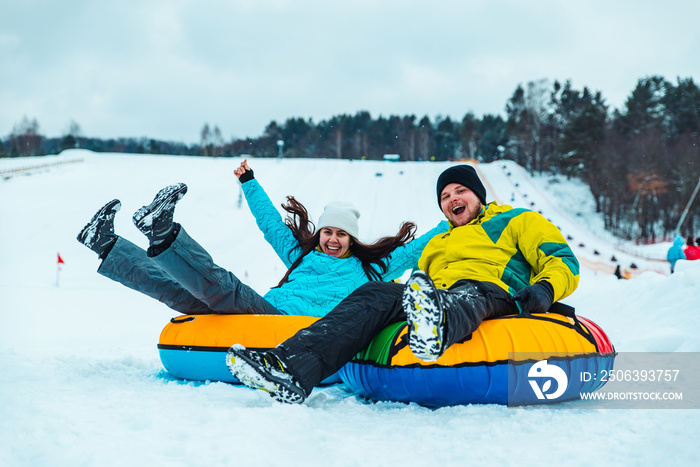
top-left (506, 79), bottom-right (552, 171)
top-left (200, 124), bottom-right (211, 156)
top-left (61, 119), bottom-right (83, 150)
top-left (460, 113), bottom-right (478, 160)
top-left (416, 116), bottom-right (433, 160)
top-left (331, 127), bottom-right (343, 159)
top-left (9, 116), bottom-right (43, 157)
top-left (212, 126), bottom-right (224, 157)
top-left (525, 79), bottom-right (550, 172)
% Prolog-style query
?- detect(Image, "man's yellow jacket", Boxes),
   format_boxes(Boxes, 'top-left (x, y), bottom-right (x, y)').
top-left (418, 201), bottom-right (579, 302)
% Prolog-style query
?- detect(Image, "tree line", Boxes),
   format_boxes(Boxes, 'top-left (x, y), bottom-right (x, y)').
top-left (2, 75), bottom-right (699, 242)
top-left (504, 76), bottom-right (700, 243)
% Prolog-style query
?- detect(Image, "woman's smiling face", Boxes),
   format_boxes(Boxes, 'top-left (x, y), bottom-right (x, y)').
top-left (439, 183), bottom-right (483, 226)
top-left (319, 227), bottom-right (352, 257)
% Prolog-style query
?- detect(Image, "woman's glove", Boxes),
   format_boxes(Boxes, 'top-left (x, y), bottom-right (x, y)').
top-left (513, 281), bottom-right (554, 314)
top-left (234, 159), bottom-right (255, 183)
top-left (238, 168), bottom-right (255, 183)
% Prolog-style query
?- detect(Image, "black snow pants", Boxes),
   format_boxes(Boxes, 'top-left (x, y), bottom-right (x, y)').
top-left (273, 278), bottom-right (520, 394)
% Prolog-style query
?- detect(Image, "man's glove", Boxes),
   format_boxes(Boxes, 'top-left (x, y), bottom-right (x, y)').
top-left (513, 281), bottom-right (554, 314)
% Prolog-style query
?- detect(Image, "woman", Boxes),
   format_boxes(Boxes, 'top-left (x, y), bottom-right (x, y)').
top-left (77, 160), bottom-right (448, 317)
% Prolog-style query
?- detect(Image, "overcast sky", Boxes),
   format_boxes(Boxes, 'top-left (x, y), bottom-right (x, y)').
top-left (2, 0), bottom-right (699, 144)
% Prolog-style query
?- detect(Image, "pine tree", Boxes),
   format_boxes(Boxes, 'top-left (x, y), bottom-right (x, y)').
top-left (477, 115), bottom-right (507, 162)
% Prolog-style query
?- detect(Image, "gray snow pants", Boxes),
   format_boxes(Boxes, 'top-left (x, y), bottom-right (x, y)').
top-left (98, 227), bottom-right (281, 315)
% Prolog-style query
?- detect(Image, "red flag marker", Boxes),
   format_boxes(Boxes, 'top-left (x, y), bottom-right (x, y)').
top-left (56, 252), bottom-right (64, 287)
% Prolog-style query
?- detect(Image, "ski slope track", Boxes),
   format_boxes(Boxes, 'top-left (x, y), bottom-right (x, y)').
top-left (1, 150), bottom-right (698, 466)
top-left (477, 160), bottom-right (668, 278)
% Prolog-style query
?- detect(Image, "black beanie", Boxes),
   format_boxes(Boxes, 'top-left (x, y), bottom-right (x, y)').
top-left (436, 165), bottom-right (487, 205)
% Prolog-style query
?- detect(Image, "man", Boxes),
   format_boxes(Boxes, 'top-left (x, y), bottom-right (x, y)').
top-left (227, 165), bottom-right (580, 404)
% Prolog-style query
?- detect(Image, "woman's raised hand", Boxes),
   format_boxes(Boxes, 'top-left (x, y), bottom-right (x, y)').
top-left (234, 159), bottom-right (252, 179)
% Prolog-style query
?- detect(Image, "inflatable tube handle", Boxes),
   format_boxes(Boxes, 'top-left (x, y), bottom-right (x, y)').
top-left (547, 302), bottom-right (591, 340)
top-left (545, 302), bottom-right (603, 349)
top-left (548, 301), bottom-right (575, 318)
top-left (170, 316), bottom-right (196, 324)
top-left (548, 301), bottom-right (586, 330)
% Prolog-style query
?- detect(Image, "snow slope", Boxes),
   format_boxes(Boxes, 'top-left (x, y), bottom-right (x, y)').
top-left (1, 150), bottom-right (698, 466)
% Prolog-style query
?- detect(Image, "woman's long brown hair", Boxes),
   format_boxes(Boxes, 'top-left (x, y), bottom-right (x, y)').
top-left (274, 196), bottom-right (417, 288)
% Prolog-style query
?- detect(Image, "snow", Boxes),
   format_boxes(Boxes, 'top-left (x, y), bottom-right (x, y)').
top-left (1, 150), bottom-right (698, 466)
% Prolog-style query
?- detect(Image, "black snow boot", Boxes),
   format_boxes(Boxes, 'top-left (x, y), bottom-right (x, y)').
top-left (226, 345), bottom-right (308, 404)
top-left (403, 270), bottom-right (446, 362)
top-left (132, 183), bottom-right (187, 246)
top-left (77, 199), bottom-right (121, 259)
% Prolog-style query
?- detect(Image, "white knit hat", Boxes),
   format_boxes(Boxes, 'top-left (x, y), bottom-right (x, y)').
top-left (317, 202), bottom-right (360, 239)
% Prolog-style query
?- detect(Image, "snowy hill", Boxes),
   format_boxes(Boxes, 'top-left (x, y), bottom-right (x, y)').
top-left (1, 150), bottom-right (698, 466)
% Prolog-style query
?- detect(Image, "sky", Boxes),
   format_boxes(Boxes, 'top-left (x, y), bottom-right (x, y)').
top-left (2, 0), bottom-right (700, 144)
